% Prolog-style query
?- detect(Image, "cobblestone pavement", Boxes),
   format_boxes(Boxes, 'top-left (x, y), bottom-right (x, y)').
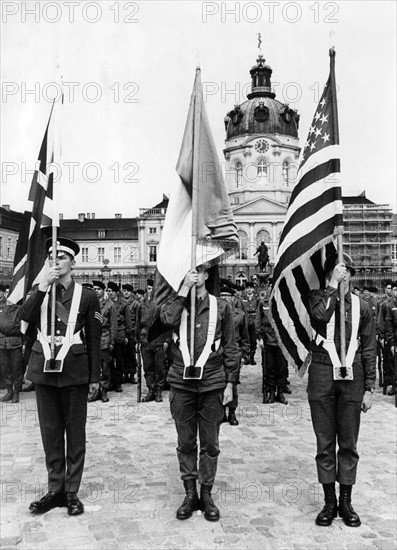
top-left (1, 353), bottom-right (396, 550)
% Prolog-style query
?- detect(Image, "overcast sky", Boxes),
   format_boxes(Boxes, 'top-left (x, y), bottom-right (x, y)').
top-left (1, 1), bottom-right (396, 219)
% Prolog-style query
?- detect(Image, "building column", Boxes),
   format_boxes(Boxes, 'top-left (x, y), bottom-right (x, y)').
top-left (249, 222), bottom-right (255, 260)
top-left (271, 222), bottom-right (278, 263)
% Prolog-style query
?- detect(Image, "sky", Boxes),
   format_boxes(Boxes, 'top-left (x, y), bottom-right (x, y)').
top-left (1, 0), bottom-right (396, 219)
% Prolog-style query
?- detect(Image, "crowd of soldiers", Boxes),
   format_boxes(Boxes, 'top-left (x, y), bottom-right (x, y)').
top-left (1, 278), bottom-right (397, 406)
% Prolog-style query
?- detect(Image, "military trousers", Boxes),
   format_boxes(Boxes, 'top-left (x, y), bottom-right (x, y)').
top-left (247, 323), bottom-right (257, 360)
top-left (308, 356), bottom-right (364, 485)
top-left (0, 348), bottom-right (25, 392)
top-left (169, 387), bottom-right (224, 485)
top-left (141, 342), bottom-right (166, 390)
top-left (99, 348), bottom-right (111, 390)
top-left (35, 383), bottom-right (88, 494)
top-left (265, 344), bottom-right (288, 388)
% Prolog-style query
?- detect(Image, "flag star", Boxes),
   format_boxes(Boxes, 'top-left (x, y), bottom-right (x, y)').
top-left (308, 125), bottom-right (315, 136)
top-left (321, 132), bottom-right (330, 143)
top-left (309, 141), bottom-right (316, 151)
top-left (320, 97), bottom-right (326, 108)
top-left (314, 127), bottom-right (322, 138)
top-left (314, 112), bottom-right (321, 122)
top-left (320, 114), bottom-right (328, 125)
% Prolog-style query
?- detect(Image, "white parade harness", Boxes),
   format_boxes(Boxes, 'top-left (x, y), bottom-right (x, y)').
top-left (37, 283), bottom-right (83, 371)
top-left (175, 294), bottom-right (219, 380)
top-left (315, 292), bottom-right (360, 380)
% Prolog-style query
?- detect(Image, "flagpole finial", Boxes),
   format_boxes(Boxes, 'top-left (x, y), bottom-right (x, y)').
top-left (329, 46), bottom-right (336, 57)
top-left (196, 53), bottom-right (200, 70)
top-left (257, 32), bottom-right (262, 54)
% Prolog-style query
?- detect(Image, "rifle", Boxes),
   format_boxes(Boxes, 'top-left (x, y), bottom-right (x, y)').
top-left (261, 345), bottom-right (268, 404)
top-left (136, 344), bottom-right (142, 403)
top-left (377, 337), bottom-right (383, 388)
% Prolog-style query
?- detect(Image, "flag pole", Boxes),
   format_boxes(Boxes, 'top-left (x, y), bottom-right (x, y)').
top-left (329, 47), bottom-right (346, 373)
top-left (189, 67), bottom-right (202, 368)
top-left (50, 58), bottom-right (63, 367)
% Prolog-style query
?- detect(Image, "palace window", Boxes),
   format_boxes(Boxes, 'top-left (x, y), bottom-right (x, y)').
top-left (257, 160), bottom-right (267, 178)
top-left (114, 247), bottom-right (121, 263)
top-left (81, 247), bottom-right (89, 263)
top-left (235, 161), bottom-right (243, 187)
top-left (237, 230), bottom-right (248, 260)
top-left (149, 245), bottom-right (157, 262)
top-left (149, 227), bottom-right (157, 234)
top-left (282, 161), bottom-right (290, 185)
top-left (98, 247), bottom-right (105, 263)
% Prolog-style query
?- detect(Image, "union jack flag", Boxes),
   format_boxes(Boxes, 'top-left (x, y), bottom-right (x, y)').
top-left (8, 104), bottom-right (58, 304)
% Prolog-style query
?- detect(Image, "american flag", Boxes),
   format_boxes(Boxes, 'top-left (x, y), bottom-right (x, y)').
top-left (269, 49), bottom-right (343, 374)
top-left (8, 104), bottom-right (57, 304)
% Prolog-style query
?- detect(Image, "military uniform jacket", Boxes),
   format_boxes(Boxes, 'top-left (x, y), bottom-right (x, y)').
top-left (0, 303), bottom-right (23, 349)
top-left (126, 297), bottom-right (139, 335)
top-left (20, 282), bottom-right (101, 387)
top-left (231, 305), bottom-right (250, 359)
top-left (241, 294), bottom-right (260, 325)
top-left (308, 286), bottom-right (376, 389)
top-left (377, 296), bottom-right (394, 338)
top-left (111, 298), bottom-right (132, 343)
top-left (99, 298), bottom-right (117, 350)
top-left (255, 299), bottom-right (278, 346)
top-left (160, 293), bottom-right (239, 392)
top-left (385, 298), bottom-right (397, 346)
top-left (136, 297), bottom-right (170, 346)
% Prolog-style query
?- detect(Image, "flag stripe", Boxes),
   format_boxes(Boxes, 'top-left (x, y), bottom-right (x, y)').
top-left (274, 215), bottom-right (343, 281)
top-left (278, 187), bottom-right (342, 250)
top-left (289, 158), bottom-right (340, 210)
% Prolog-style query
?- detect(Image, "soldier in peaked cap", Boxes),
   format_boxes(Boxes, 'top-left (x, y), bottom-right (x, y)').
top-left (307, 252), bottom-right (376, 528)
top-left (19, 237), bottom-right (102, 517)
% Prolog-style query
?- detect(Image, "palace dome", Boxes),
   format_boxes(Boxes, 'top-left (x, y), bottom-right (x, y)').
top-left (225, 55), bottom-right (300, 140)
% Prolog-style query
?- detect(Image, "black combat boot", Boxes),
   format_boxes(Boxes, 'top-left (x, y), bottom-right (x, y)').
top-left (315, 483), bottom-right (338, 526)
top-left (142, 388), bottom-right (156, 402)
top-left (0, 386), bottom-right (13, 402)
top-left (276, 387), bottom-right (288, 405)
top-left (388, 384), bottom-right (396, 396)
top-left (155, 388), bottom-right (163, 402)
top-left (228, 408), bottom-right (239, 426)
top-left (101, 388), bottom-right (109, 403)
top-left (339, 484), bottom-right (361, 527)
top-left (11, 391), bottom-right (20, 403)
top-left (176, 480), bottom-right (200, 520)
top-left (267, 386), bottom-right (276, 404)
top-left (200, 485), bottom-right (220, 521)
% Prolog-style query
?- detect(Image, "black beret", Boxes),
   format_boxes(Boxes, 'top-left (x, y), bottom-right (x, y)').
top-left (147, 279), bottom-right (154, 287)
top-left (81, 283), bottom-right (93, 289)
top-left (136, 289), bottom-right (145, 295)
top-left (107, 281), bottom-right (120, 292)
top-left (0, 284), bottom-right (6, 292)
top-left (220, 286), bottom-right (235, 295)
top-left (92, 280), bottom-right (105, 290)
top-left (245, 282), bottom-right (255, 288)
top-left (122, 284), bottom-right (134, 292)
top-left (324, 253), bottom-right (356, 276)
